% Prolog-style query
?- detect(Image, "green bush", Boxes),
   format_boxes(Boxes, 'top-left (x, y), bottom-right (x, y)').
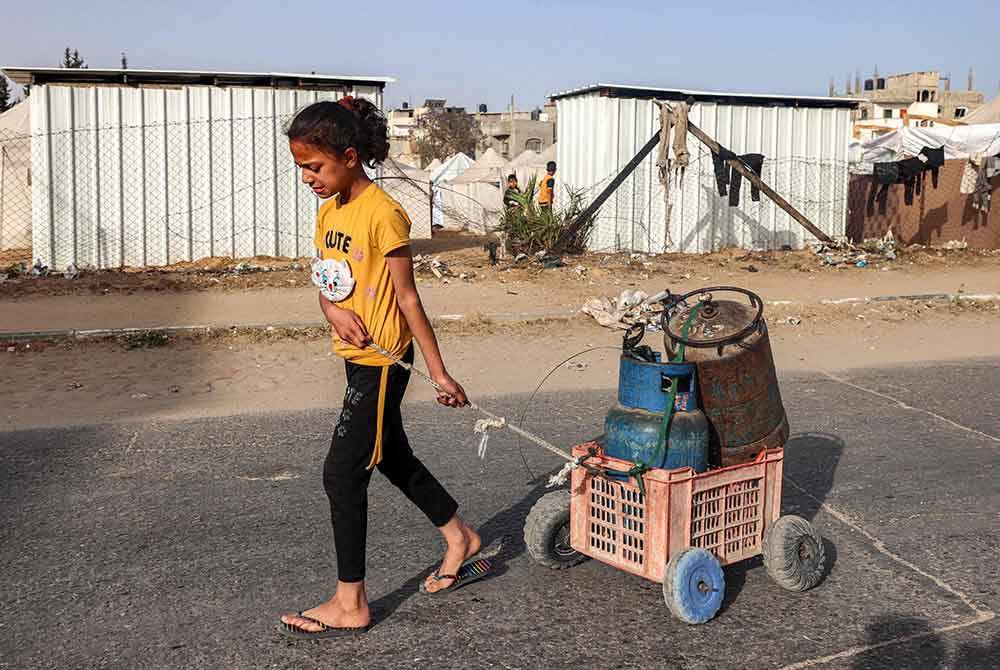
top-left (497, 176), bottom-right (592, 254)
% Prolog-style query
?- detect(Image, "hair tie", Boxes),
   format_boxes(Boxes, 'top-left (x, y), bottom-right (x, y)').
top-left (338, 96), bottom-right (356, 112)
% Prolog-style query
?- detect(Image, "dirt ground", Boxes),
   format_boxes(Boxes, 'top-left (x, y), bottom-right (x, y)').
top-left (4, 232), bottom-right (1000, 300)
top-left (6, 231), bottom-right (1000, 431)
top-left (4, 296), bottom-right (1000, 431)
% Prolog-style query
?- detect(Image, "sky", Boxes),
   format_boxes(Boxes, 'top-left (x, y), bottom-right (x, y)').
top-left (3, 0), bottom-right (999, 111)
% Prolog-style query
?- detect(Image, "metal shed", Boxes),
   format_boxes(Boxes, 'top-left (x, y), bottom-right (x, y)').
top-left (1, 67), bottom-right (398, 270)
top-left (552, 84), bottom-right (859, 253)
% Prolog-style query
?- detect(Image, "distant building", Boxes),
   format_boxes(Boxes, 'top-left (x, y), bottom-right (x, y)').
top-left (474, 101), bottom-right (557, 160)
top-left (387, 98), bottom-right (557, 166)
top-left (833, 68), bottom-right (985, 141)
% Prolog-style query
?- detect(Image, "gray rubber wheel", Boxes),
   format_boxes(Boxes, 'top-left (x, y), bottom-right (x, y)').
top-left (524, 490), bottom-right (586, 569)
top-left (762, 515), bottom-right (826, 592)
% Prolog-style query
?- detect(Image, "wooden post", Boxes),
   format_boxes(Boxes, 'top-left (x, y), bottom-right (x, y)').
top-left (654, 100), bottom-right (834, 245)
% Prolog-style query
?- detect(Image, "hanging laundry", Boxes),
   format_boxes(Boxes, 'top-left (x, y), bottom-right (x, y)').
top-left (897, 157), bottom-right (925, 206)
top-left (868, 162), bottom-right (898, 216)
top-left (987, 155), bottom-right (1000, 180)
top-left (711, 150), bottom-right (766, 207)
top-left (728, 154), bottom-right (765, 206)
top-left (711, 148), bottom-right (737, 196)
top-left (961, 154), bottom-right (984, 195)
top-left (973, 163), bottom-right (991, 213)
top-left (918, 146), bottom-right (944, 189)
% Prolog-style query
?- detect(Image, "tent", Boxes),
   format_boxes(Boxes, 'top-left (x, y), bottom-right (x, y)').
top-left (0, 100), bottom-right (31, 257)
top-left (425, 158), bottom-right (442, 173)
top-left (965, 94), bottom-right (1000, 125)
top-left (452, 147), bottom-right (506, 185)
top-left (859, 124), bottom-right (1000, 165)
top-left (429, 152), bottom-right (473, 184)
top-left (380, 159), bottom-right (433, 239)
top-left (428, 153), bottom-right (474, 230)
top-left (505, 143), bottom-right (557, 189)
top-left (448, 148), bottom-right (507, 233)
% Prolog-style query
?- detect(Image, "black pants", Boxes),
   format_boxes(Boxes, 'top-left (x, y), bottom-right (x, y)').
top-left (729, 153), bottom-right (764, 206)
top-left (323, 345), bottom-right (458, 583)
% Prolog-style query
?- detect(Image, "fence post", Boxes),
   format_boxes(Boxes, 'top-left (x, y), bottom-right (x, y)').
top-left (429, 183), bottom-right (434, 233)
top-left (0, 146), bottom-right (6, 251)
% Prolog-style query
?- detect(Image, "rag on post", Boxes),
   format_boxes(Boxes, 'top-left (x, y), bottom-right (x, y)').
top-left (657, 103), bottom-right (690, 178)
top-left (656, 102), bottom-right (689, 251)
top-left (671, 103), bottom-right (690, 172)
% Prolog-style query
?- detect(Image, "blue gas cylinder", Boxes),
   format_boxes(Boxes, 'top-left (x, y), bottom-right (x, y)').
top-left (602, 354), bottom-right (709, 473)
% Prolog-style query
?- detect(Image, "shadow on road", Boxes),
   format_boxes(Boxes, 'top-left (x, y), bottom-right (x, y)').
top-left (369, 473), bottom-right (557, 626)
top-left (850, 614), bottom-right (999, 669)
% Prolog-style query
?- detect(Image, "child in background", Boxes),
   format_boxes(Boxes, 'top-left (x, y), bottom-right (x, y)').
top-left (503, 173), bottom-right (521, 210)
top-left (538, 160), bottom-right (557, 210)
top-left (279, 97), bottom-right (488, 639)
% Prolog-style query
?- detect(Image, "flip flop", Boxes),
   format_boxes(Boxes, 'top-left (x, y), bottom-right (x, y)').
top-left (277, 612), bottom-right (370, 640)
top-left (419, 557), bottom-right (493, 596)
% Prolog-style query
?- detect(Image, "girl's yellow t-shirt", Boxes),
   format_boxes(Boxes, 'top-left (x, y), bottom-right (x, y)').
top-left (313, 183), bottom-right (412, 366)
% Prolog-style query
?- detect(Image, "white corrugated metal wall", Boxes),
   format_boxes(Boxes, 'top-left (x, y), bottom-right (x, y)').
top-left (29, 82), bottom-right (395, 270)
top-left (556, 93), bottom-right (853, 253)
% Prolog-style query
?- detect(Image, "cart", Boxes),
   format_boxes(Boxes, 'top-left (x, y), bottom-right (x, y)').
top-left (524, 442), bottom-right (826, 624)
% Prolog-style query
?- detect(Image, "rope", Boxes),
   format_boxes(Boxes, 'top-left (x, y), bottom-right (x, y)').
top-left (365, 342), bottom-right (581, 473)
top-left (654, 302), bottom-right (704, 460)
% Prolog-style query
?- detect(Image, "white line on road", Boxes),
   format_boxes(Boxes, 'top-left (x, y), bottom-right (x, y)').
top-left (779, 470), bottom-right (996, 668)
top-left (821, 371), bottom-right (1000, 445)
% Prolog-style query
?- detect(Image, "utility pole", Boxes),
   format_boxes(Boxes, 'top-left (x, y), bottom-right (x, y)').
top-left (510, 93), bottom-right (516, 158)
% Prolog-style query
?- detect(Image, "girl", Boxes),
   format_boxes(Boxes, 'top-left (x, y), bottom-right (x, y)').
top-left (279, 97), bottom-right (486, 639)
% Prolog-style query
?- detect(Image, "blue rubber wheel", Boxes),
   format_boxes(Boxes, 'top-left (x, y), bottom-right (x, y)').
top-left (662, 548), bottom-right (725, 624)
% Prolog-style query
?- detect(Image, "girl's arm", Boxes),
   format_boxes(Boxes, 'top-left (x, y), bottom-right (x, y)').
top-left (386, 247), bottom-right (468, 408)
top-left (319, 292), bottom-right (369, 348)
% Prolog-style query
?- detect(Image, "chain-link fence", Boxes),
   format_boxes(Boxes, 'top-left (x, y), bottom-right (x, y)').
top-left (0, 117), bottom-right (499, 272)
top-left (3, 98), bottom-right (849, 269)
top-left (0, 128), bottom-right (31, 265)
top-left (570, 147), bottom-right (851, 255)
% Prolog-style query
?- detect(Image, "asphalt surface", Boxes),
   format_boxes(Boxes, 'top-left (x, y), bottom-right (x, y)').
top-left (2, 361), bottom-right (999, 669)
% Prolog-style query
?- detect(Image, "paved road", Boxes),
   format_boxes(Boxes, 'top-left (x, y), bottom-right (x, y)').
top-left (2, 361), bottom-right (999, 669)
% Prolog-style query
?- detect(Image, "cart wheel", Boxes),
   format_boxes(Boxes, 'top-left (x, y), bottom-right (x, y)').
top-left (524, 490), bottom-right (586, 569)
top-left (662, 548), bottom-right (725, 624)
top-left (763, 515), bottom-right (826, 592)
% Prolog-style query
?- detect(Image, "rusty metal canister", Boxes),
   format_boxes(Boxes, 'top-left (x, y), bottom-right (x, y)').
top-left (664, 288), bottom-right (788, 467)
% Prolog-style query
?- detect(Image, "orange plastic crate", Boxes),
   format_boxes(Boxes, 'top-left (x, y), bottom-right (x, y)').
top-left (569, 442), bottom-right (784, 583)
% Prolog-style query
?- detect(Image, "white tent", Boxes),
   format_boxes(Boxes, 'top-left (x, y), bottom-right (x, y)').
top-left (380, 159), bottom-right (432, 239)
top-left (965, 95), bottom-right (1000, 125)
top-left (448, 148), bottom-right (507, 233)
top-left (452, 147), bottom-right (506, 185)
top-left (429, 153), bottom-right (474, 230)
top-left (425, 158), bottom-right (442, 173)
top-left (505, 143), bottom-right (557, 189)
top-left (0, 100), bottom-right (31, 256)
top-left (860, 124), bottom-right (1000, 165)
top-left (429, 153), bottom-right (472, 184)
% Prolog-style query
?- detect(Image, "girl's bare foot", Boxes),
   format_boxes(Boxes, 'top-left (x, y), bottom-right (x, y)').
top-left (280, 589), bottom-right (370, 632)
top-left (423, 518), bottom-right (482, 593)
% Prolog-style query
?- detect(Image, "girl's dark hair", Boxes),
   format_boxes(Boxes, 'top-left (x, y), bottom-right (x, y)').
top-left (285, 97), bottom-right (389, 168)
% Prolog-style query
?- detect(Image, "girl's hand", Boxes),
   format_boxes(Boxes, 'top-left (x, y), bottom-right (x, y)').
top-left (326, 305), bottom-right (370, 348)
top-left (433, 372), bottom-right (468, 408)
